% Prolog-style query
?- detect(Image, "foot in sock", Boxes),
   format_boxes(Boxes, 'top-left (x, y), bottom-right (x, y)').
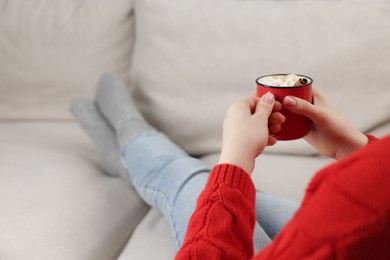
top-left (95, 73), bottom-right (154, 150)
top-left (70, 97), bottom-right (128, 179)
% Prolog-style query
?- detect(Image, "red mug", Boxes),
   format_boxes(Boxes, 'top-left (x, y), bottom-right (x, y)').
top-left (256, 74), bottom-right (313, 141)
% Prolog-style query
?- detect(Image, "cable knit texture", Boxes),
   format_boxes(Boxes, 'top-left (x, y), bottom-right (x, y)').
top-left (176, 135), bottom-right (390, 259)
top-left (177, 164), bottom-right (256, 259)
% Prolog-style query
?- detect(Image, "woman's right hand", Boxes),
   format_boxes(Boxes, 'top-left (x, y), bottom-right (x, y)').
top-left (283, 88), bottom-right (368, 160)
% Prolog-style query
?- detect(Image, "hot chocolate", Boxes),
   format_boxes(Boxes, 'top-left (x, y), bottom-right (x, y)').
top-left (258, 74), bottom-right (310, 88)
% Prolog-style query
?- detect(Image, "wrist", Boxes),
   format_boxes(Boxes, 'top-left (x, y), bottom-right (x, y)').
top-left (218, 152), bottom-right (254, 176)
top-left (335, 131), bottom-right (369, 160)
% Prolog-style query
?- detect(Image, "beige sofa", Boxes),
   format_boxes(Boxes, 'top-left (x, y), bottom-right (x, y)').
top-left (1, 0), bottom-right (389, 259)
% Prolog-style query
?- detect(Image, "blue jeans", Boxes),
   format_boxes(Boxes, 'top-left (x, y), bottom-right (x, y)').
top-left (122, 131), bottom-right (299, 253)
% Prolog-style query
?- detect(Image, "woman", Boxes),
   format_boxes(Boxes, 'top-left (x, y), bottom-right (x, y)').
top-left (71, 74), bottom-right (389, 259)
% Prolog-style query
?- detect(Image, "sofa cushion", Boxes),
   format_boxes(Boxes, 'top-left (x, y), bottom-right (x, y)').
top-left (118, 208), bottom-right (176, 260)
top-left (0, 122), bottom-right (149, 260)
top-left (0, 0), bottom-right (135, 120)
top-left (131, 0), bottom-right (390, 156)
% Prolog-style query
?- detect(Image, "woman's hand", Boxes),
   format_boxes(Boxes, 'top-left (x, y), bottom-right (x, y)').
top-left (218, 92), bottom-right (284, 175)
top-left (283, 88), bottom-right (368, 160)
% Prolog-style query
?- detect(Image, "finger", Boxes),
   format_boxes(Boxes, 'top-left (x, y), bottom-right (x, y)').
top-left (273, 100), bottom-right (283, 112)
top-left (254, 92), bottom-right (275, 119)
top-left (254, 92), bottom-right (281, 111)
top-left (269, 112), bottom-right (285, 125)
top-left (269, 124), bottom-right (282, 133)
top-left (311, 87), bottom-right (336, 110)
top-left (267, 135), bottom-right (277, 146)
top-left (228, 97), bottom-right (258, 117)
top-left (252, 90), bottom-right (258, 97)
top-left (312, 87), bottom-right (328, 103)
top-left (283, 95), bottom-right (323, 122)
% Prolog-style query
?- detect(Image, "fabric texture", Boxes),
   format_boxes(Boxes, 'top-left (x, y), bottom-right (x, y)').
top-left (131, 0), bottom-right (390, 156)
top-left (177, 164), bottom-right (257, 259)
top-left (176, 135), bottom-right (390, 259)
top-left (0, 122), bottom-right (148, 260)
top-left (0, 0), bottom-right (135, 120)
top-left (70, 97), bottom-right (127, 178)
top-left (95, 73), bottom-right (154, 150)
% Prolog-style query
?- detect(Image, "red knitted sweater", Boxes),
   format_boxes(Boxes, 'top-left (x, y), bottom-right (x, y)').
top-left (176, 135), bottom-right (390, 259)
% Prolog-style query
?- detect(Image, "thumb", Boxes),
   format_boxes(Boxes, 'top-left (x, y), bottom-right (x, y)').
top-left (255, 92), bottom-right (274, 118)
top-left (283, 96), bottom-right (322, 122)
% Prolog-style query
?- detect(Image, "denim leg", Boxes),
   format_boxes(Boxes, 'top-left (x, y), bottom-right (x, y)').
top-left (253, 222), bottom-right (272, 253)
top-left (121, 131), bottom-right (273, 251)
top-left (251, 192), bottom-right (300, 253)
top-left (121, 131), bottom-right (210, 249)
top-left (255, 191), bottom-right (300, 239)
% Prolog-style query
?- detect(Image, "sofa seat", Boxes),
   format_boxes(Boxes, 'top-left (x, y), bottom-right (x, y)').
top-left (0, 120), bottom-right (333, 259)
top-left (0, 121), bottom-right (148, 260)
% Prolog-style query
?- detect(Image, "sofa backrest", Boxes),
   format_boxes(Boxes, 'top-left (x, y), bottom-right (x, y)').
top-left (131, 0), bottom-right (390, 156)
top-left (0, 0), bottom-right (135, 120)
top-left (1, 0), bottom-right (389, 157)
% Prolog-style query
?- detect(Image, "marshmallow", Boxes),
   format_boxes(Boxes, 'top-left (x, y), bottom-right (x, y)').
top-left (259, 74), bottom-right (306, 87)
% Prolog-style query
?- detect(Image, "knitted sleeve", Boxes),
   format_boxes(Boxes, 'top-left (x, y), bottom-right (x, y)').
top-left (255, 135), bottom-right (390, 259)
top-left (175, 164), bottom-right (257, 260)
top-left (176, 135), bottom-right (389, 259)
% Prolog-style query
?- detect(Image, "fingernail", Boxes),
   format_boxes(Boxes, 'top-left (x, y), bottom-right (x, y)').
top-left (284, 96), bottom-right (297, 107)
top-left (264, 92), bottom-right (274, 104)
